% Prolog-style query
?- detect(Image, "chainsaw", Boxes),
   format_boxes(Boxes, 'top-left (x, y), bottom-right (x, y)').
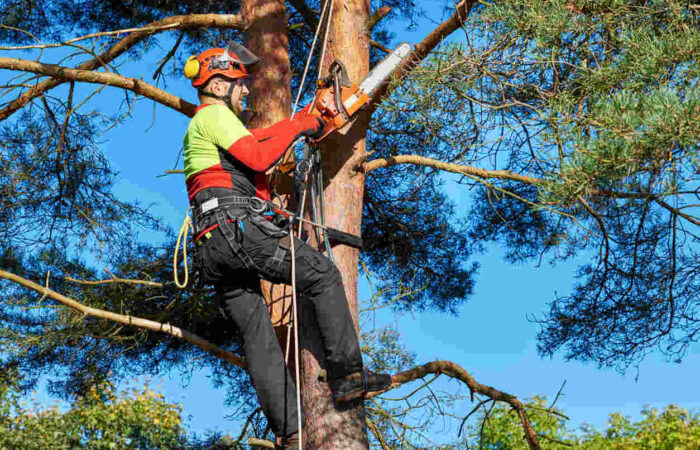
top-left (274, 42), bottom-right (411, 181)
top-left (309, 42), bottom-right (411, 140)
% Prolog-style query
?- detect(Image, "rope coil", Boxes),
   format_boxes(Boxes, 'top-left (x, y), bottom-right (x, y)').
top-left (174, 211), bottom-right (193, 289)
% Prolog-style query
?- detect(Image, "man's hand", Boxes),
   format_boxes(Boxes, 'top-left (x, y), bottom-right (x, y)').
top-left (292, 111), bottom-right (327, 141)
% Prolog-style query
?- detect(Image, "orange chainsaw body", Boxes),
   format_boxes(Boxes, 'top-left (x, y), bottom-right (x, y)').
top-left (312, 82), bottom-right (371, 136)
top-left (307, 43), bottom-right (411, 140)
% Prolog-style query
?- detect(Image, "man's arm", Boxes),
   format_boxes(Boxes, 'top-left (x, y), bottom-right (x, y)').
top-left (235, 115), bottom-right (322, 171)
top-left (204, 104), bottom-right (322, 172)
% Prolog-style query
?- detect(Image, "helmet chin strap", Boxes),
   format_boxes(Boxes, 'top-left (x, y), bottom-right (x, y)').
top-left (199, 80), bottom-right (238, 111)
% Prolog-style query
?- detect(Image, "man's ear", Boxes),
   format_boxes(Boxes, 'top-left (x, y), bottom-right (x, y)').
top-left (211, 78), bottom-right (229, 96)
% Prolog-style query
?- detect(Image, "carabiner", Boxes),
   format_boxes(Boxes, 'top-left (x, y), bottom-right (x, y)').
top-left (248, 197), bottom-right (268, 214)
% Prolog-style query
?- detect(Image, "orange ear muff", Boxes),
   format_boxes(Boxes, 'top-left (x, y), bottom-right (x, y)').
top-left (184, 55), bottom-right (201, 80)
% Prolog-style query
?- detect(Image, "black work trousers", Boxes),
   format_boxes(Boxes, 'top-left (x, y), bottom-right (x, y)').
top-left (193, 201), bottom-right (363, 438)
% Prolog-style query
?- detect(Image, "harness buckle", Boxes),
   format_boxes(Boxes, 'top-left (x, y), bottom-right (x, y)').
top-left (248, 196), bottom-right (268, 214)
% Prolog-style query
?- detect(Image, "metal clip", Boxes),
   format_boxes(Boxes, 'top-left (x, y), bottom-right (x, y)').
top-left (248, 197), bottom-right (267, 214)
top-left (296, 160), bottom-right (312, 178)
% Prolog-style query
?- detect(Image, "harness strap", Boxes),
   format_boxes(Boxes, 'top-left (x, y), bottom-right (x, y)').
top-left (270, 235), bottom-right (290, 268)
top-left (214, 209), bottom-right (257, 271)
top-left (193, 195), bottom-right (363, 252)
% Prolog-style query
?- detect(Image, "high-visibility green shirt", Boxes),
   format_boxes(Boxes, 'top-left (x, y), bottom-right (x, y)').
top-left (183, 103), bottom-right (322, 202)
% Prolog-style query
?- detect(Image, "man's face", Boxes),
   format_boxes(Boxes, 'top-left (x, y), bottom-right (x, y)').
top-left (228, 79), bottom-right (249, 115)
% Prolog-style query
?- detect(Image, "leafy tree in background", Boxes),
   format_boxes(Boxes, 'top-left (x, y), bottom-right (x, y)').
top-left (0, 0), bottom-right (697, 448)
top-left (463, 396), bottom-right (700, 449)
top-left (0, 369), bottom-right (186, 449)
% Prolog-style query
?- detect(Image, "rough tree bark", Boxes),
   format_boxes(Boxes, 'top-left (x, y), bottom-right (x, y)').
top-left (240, 0), bottom-right (295, 330)
top-left (243, 0), bottom-right (371, 447)
top-left (299, 0), bottom-right (372, 448)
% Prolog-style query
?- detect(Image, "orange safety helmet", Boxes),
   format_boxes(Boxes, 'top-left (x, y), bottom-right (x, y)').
top-left (184, 41), bottom-right (260, 88)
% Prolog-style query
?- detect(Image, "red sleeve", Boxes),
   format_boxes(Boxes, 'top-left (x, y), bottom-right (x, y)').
top-left (227, 113), bottom-right (321, 172)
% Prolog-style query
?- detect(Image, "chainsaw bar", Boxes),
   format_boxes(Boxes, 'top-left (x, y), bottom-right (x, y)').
top-left (311, 42), bottom-right (412, 140)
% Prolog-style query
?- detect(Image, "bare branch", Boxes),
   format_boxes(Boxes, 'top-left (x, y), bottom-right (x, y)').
top-left (367, 360), bottom-right (541, 449)
top-left (598, 190), bottom-right (700, 227)
top-left (364, 154), bottom-right (544, 185)
top-left (288, 0), bottom-right (319, 30)
top-left (247, 438), bottom-right (275, 448)
top-left (0, 269), bottom-right (244, 368)
top-left (64, 275), bottom-right (163, 288)
top-left (366, 6), bottom-right (392, 34)
top-left (369, 0), bottom-right (477, 111)
top-left (0, 13), bottom-right (242, 121)
top-left (153, 31), bottom-right (185, 80)
top-left (0, 57), bottom-right (197, 117)
top-left (236, 407), bottom-right (262, 445)
top-left (0, 23), bottom-right (183, 51)
top-left (364, 155), bottom-right (700, 227)
top-left (370, 40), bottom-right (392, 54)
top-left (367, 417), bottom-right (392, 450)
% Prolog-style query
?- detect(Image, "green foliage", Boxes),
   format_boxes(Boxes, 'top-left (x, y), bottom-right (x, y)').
top-left (463, 396), bottom-right (700, 449)
top-left (468, 396), bottom-right (573, 449)
top-left (0, 1), bottom-right (697, 445)
top-left (580, 405), bottom-right (700, 449)
top-left (0, 244), bottom-right (245, 403)
top-left (0, 372), bottom-right (186, 449)
top-left (394, 0), bottom-right (699, 370)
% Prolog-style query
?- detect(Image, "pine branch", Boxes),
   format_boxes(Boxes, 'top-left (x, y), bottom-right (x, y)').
top-left (0, 13), bottom-right (242, 122)
top-left (369, 0), bottom-right (477, 111)
top-left (364, 155), bottom-right (700, 227)
top-left (363, 154), bottom-right (544, 185)
top-left (0, 269), bottom-right (244, 368)
top-left (0, 57), bottom-right (197, 117)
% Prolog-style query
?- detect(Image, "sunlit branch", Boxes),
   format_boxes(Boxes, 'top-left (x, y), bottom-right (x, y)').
top-left (367, 6), bottom-right (392, 34)
top-left (367, 417), bottom-right (391, 450)
top-left (363, 154), bottom-right (544, 185)
top-left (367, 360), bottom-right (541, 449)
top-left (364, 155), bottom-right (700, 227)
top-left (0, 14), bottom-right (242, 121)
top-left (0, 23), bottom-right (183, 51)
top-left (247, 438), bottom-right (275, 449)
top-left (64, 274), bottom-right (163, 288)
top-left (370, 40), bottom-right (392, 54)
top-left (0, 270), bottom-right (244, 368)
top-left (0, 57), bottom-right (197, 117)
top-left (369, 0), bottom-right (477, 111)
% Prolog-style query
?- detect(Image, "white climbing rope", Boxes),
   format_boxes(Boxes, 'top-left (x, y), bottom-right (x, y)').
top-left (291, 0), bottom-right (334, 119)
top-left (289, 229), bottom-right (304, 450)
top-left (287, 2), bottom-right (337, 447)
top-left (317, 0), bottom-right (335, 82)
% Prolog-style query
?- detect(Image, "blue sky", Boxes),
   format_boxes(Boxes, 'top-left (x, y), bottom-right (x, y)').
top-left (103, 93), bottom-right (699, 440)
top-left (4, 1), bottom-right (698, 444)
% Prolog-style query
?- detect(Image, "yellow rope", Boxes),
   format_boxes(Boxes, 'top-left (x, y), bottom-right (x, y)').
top-left (174, 211), bottom-right (193, 289)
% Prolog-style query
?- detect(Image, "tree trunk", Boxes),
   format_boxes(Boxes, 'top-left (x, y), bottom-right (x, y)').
top-left (242, 0), bottom-right (370, 447)
top-left (299, 0), bottom-right (371, 448)
top-left (241, 0), bottom-right (294, 328)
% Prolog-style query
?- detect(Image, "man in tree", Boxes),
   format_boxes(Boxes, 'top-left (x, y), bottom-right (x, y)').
top-left (181, 42), bottom-right (391, 448)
